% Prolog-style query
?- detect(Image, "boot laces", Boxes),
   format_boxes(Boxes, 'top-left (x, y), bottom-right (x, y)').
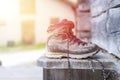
top-left (69, 31), bottom-right (87, 46)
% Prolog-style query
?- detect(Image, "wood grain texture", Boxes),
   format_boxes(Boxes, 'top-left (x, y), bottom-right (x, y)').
top-left (38, 53), bottom-right (119, 80)
top-left (43, 69), bottom-right (119, 80)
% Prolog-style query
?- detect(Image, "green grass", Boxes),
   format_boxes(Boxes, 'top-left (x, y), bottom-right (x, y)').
top-left (0, 43), bottom-right (46, 52)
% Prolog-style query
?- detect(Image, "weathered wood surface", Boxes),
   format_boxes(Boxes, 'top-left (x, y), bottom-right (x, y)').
top-left (90, 0), bottom-right (120, 57)
top-left (37, 52), bottom-right (120, 80)
top-left (43, 69), bottom-right (118, 80)
top-left (37, 52), bottom-right (115, 69)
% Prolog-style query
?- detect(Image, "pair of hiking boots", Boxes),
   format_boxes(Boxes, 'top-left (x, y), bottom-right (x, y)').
top-left (46, 19), bottom-right (99, 59)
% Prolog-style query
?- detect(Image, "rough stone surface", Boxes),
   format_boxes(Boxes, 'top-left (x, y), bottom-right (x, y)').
top-left (90, 0), bottom-right (120, 57)
top-left (90, 0), bottom-right (120, 17)
top-left (91, 12), bottom-right (108, 50)
top-left (107, 8), bottom-right (120, 33)
top-left (107, 8), bottom-right (120, 57)
top-left (110, 0), bottom-right (120, 8)
top-left (90, 0), bottom-right (111, 17)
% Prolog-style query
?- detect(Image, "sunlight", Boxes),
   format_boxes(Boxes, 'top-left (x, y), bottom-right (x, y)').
top-left (71, 0), bottom-right (77, 3)
top-left (0, 0), bottom-right (19, 20)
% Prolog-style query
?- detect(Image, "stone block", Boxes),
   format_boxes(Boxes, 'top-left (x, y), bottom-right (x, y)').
top-left (107, 8), bottom-right (120, 57)
top-left (91, 12), bottom-right (108, 50)
top-left (90, 0), bottom-right (110, 16)
top-left (90, 0), bottom-right (120, 17)
top-left (110, 0), bottom-right (120, 8)
top-left (91, 0), bottom-right (120, 57)
top-left (107, 8), bottom-right (120, 34)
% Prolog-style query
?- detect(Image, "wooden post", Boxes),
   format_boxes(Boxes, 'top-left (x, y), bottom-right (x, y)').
top-left (37, 52), bottom-right (119, 80)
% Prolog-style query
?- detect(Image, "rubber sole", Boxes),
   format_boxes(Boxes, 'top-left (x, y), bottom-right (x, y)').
top-left (45, 49), bottom-right (99, 59)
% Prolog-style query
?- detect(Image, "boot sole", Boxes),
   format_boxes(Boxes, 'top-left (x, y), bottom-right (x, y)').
top-left (45, 49), bottom-right (100, 59)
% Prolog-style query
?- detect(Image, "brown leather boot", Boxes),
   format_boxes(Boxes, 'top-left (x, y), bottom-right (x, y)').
top-left (46, 19), bottom-right (99, 58)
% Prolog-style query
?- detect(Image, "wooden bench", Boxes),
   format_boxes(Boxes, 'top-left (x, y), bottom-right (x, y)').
top-left (37, 52), bottom-right (119, 80)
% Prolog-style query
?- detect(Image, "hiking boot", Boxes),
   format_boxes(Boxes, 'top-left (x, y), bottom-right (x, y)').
top-left (46, 19), bottom-right (99, 59)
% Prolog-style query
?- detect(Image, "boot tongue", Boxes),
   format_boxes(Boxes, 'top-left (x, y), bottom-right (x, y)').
top-left (47, 19), bottom-right (74, 33)
top-left (61, 19), bottom-right (74, 28)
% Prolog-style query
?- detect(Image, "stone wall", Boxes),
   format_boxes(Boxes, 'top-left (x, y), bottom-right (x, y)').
top-left (90, 0), bottom-right (120, 57)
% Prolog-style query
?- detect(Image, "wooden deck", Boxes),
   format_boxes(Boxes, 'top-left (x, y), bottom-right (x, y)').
top-left (0, 67), bottom-right (43, 80)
